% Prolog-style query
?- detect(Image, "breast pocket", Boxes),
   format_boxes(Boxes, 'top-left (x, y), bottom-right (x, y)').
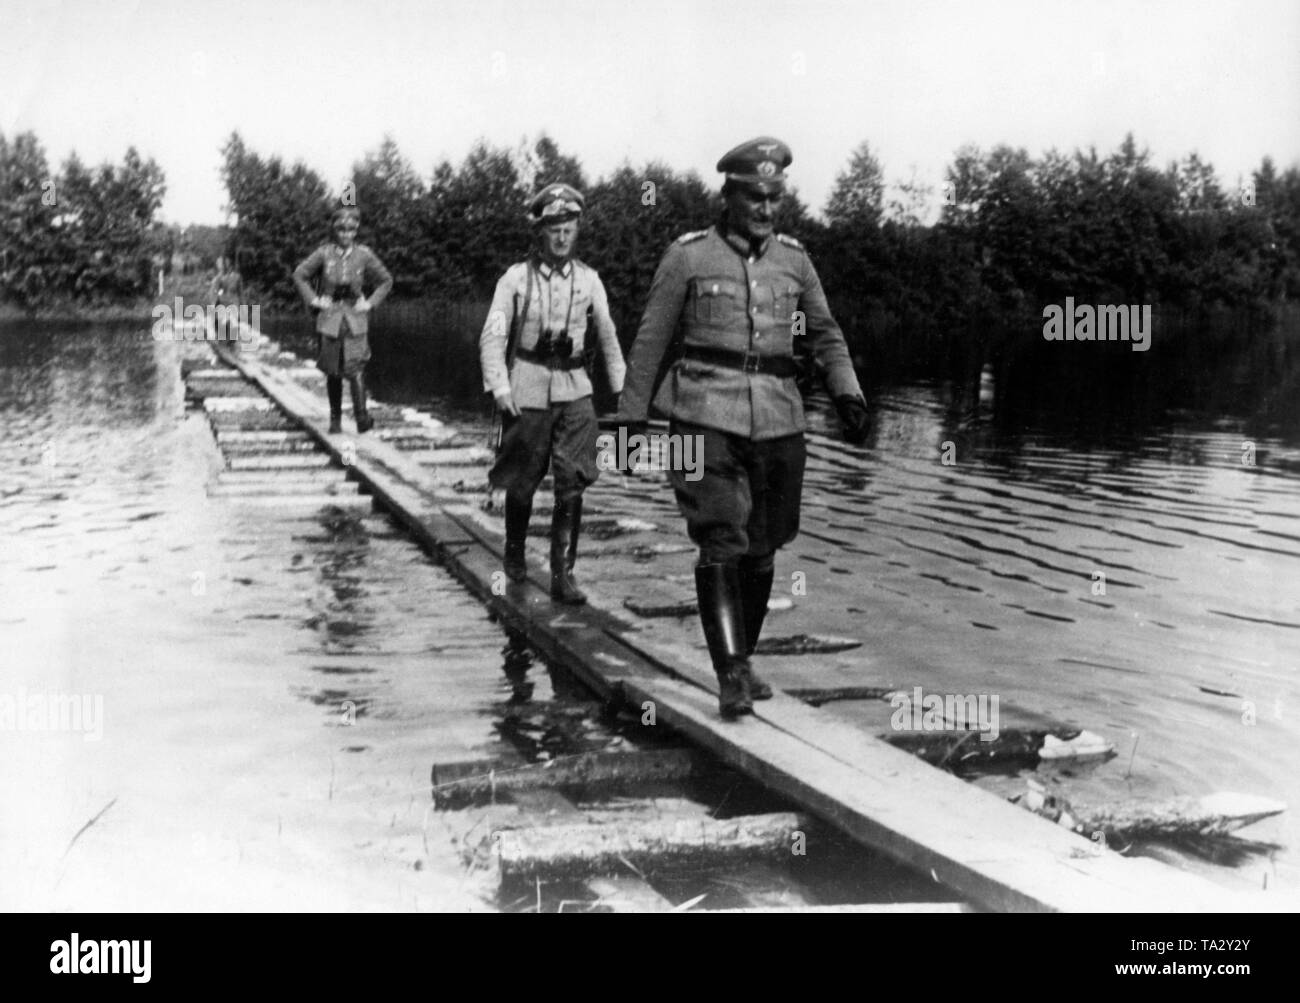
top-left (774, 283), bottom-right (801, 330)
top-left (692, 278), bottom-right (742, 325)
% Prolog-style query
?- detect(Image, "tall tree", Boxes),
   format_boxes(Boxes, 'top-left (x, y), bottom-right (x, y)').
top-left (524, 134), bottom-right (588, 193)
top-left (351, 136), bottom-right (427, 296)
top-left (825, 140), bottom-right (885, 230)
top-left (221, 131), bottom-right (333, 302)
top-left (0, 131), bottom-right (58, 306)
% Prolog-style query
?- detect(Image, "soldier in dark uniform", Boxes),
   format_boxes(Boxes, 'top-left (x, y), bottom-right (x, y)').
top-left (480, 183), bottom-right (626, 604)
top-left (616, 137), bottom-right (871, 719)
top-left (293, 207), bottom-right (394, 434)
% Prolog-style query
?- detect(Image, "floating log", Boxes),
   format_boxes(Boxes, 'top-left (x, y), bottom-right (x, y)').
top-left (755, 634), bottom-right (862, 655)
top-left (431, 748), bottom-right (700, 806)
top-left (786, 686), bottom-right (896, 706)
top-left (625, 596), bottom-right (697, 617)
top-left (1019, 789), bottom-right (1288, 841)
top-left (495, 812), bottom-right (809, 879)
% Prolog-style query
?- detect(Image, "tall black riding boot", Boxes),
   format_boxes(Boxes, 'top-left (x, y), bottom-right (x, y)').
top-left (326, 376), bottom-right (343, 433)
top-left (348, 372), bottom-right (374, 433)
top-left (695, 563), bottom-right (754, 720)
top-left (737, 555), bottom-right (776, 700)
top-left (504, 493), bottom-right (532, 583)
top-left (565, 494), bottom-right (583, 578)
top-left (549, 495), bottom-right (587, 605)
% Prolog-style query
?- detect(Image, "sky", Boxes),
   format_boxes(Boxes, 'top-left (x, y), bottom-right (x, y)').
top-left (3, 0), bottom-right (1299, 225)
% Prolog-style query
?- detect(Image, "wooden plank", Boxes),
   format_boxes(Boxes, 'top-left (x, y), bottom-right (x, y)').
top-left (215, 430), bottom-right (313, 443)
top-left (224, 493), bottom-right (372, 513)
top-left (621, 676), bottom-right (1243, 913)
top-left (220, 441), bottom-right (323, 455)
top-left (208, 481), bottom-right (360, 497)
top-left (216, 468), bottom-right (349, 481)
top-left (227, 454), bottom-right (335, 470)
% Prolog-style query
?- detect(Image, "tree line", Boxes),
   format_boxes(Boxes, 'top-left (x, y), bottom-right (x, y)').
top-left (5, 127), bottom-right (1298, 352)
top-left (221, 130), bottom-right (1300, 346)
top-left (1, 131), bottom-right (167, 307)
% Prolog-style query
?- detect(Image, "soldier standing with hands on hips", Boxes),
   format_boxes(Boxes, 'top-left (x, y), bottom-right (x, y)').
top-left (293, 206), bottom-right (394, 434)
top-left (480, 183), bottom-right (626, 605)
top-left (616, 138), bottom-right (871, 719)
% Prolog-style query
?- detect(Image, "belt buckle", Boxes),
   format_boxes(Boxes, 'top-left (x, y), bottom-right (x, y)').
top-left (741, 352), bottom-right (761, 374)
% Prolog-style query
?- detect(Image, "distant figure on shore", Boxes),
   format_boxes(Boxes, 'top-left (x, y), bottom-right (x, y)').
top-left (479, 183), bottom-right (626, 604)
top-left (292, 207), bottom-right (393, 434)
top-left (615, 137), bottom-right (870, 720)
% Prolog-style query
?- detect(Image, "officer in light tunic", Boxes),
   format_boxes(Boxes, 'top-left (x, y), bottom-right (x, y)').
top-left (480, 183), bottom-right (626, 605)
top-left (617, 138), bottom-right (871, 719)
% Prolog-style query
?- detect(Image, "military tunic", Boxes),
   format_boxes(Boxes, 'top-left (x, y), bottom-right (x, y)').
top-left (620, 222), bottom-right (864, 561)
top-left (480, 256), bottom-right (626, 499)
top-left (292, 242), bottom-right (394, 377)
top-left (480, 257), bottom-right (625, 406)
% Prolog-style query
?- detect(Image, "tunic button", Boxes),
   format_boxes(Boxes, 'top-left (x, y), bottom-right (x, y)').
top-left (711, 283), bottom-right (719, 294)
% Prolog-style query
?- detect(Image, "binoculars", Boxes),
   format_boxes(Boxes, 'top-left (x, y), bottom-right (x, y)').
top-left (536, 329), bottom-right (574, 359)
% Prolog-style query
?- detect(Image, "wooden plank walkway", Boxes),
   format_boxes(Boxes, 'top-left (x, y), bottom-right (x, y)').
top-left (211, 336), bottom-right (1268, 912)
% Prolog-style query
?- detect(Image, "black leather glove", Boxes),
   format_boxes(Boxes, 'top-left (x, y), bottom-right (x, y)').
top-left (834, 395), bottom-right (871, 445)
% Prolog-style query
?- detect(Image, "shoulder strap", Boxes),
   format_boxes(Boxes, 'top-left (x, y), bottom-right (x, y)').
top-left (505, 261), bottom-right (534, 368)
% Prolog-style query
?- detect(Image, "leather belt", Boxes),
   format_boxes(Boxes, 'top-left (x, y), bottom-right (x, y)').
top-left (516, 346), bottom-right (586, 370)
top-left (681, 345), bottom-right (797, 377)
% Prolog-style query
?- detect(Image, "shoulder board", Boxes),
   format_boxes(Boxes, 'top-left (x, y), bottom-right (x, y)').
top-left (675, 230), bottom-right (708, 245)
top-left (775, 233), bottom-right (804, 251)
